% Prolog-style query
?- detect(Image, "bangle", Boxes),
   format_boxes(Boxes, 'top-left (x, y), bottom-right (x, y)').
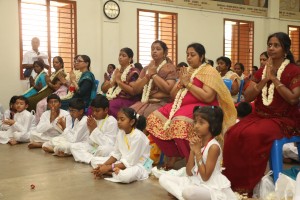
top-left (151, 74), bottom-right (158, 79)
top-left (186, 82), bottom-right (193, 90)
top-left (276, 83), bottom-right (284, 89)
top-left (111, 163), bottom-right (115, 170)
top-left (198, 158), bottom-right (204, 166)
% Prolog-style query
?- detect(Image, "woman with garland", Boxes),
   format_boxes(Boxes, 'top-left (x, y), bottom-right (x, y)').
top-left (146, 43), bottom-right (236, 168)
top-left (223, 32), bottom-right (300, 195)
top-left (130, 40), bottom-right (177, 117)
top-left (103, 48), bottom-right (140, 118)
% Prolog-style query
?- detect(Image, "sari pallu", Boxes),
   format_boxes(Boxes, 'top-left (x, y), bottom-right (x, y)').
top-left (27, 69), bottom-right (65, 111)
top-left (23, 71), bottom-right (47, 98)
top-left (223, 63), bottom-right (300, 195)
top-left (146, 65), bottom-right (236, 159)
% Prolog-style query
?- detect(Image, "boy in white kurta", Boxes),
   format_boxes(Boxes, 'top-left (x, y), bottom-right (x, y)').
top-left (42, 98), bottom-right (89, 156)
top-left (0, 96), bottom-right (18, 131)
top-left (28, 94), bottom-right (69, 149)
top-left (70, 95), bottom-right (118, 164)
top-left (0, 96), bottom-right (36, 145)
top-left (92, 107), bottom-right (151, 184)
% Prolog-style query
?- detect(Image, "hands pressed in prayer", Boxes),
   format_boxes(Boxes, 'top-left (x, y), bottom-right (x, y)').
top-left (56, 116), bottom-right (66, 131)
top-left (179, 67), bottom-right (191, 87)
top-left (265, 58), bottom-right (276, 81)
top-left (87, 116), bottom-right (97, 134)
top-left (189, 135), bottom-right (203, 155)
top-left (114, 69), bottom-right (122, 84)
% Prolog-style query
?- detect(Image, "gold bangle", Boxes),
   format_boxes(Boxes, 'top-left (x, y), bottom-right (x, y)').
top-left (186, 82), bottom-right (193, 90)
top-left (152, 74), bottom-right (158, 79)
top-left (276, 83), bottom-right (284, 89)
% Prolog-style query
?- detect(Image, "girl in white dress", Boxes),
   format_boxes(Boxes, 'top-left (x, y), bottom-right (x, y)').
top-left (91, 107), bottom-right (151, 184)
top-left (159, 106), bottom-right (237, 200)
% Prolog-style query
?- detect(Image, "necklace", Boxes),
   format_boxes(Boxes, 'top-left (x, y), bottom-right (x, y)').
top-left (106, 64), bottom-right (133, 100)
top-left (163, 63), bottom-right (206, 130)
top-left (141, 60), bottom-right (166, 103)
top-left (124, 128), bottom-right (134, 150)
top-left (261, 59), bottom-right (289, 106)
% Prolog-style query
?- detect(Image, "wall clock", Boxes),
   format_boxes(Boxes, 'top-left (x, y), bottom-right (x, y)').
top-left (103, 0), bottom-right (120, 19)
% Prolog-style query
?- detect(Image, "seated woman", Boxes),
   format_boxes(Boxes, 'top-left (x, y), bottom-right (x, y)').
top-left (217, 56), bottom-right (240, 103)
top-left (34, 56), bottom-right (68, 123)
top-left (223, 32), bottom-right (300, 196)
top-left (23, 60), bottom-right (47, 99)
top-left (27, 56), bottom-right (66, 112)
top-left (131, 40), bottom-right (177, 117)
top-left (61, 55), bottom-right (95, 110)
top-left (102, 48), bottom-right (140, 118)
top-left (146, 43), bottom-right (236, 169)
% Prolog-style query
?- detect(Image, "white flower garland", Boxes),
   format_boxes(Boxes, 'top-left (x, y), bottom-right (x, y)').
top-left (106, 64), bottom-right (133, 100)
top-left (261, 59), bottom-right (289, 106)
top-left (141, 60), bottom-right (167, 103)
top-left (163, 63), bottom-right (206, 130)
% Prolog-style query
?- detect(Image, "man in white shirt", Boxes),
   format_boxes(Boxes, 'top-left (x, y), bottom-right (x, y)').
top-left (22, 37), bottom-right (50, 79)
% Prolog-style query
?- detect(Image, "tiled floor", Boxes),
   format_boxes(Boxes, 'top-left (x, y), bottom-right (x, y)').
top-left (0, 143), bottom-right (299, 200)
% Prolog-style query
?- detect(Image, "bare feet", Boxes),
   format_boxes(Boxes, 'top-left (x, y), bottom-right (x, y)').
top-left (56, 151), bottom-right (71, 157)
top-left (28, 142), bottom-right (43, 149)
top-left (42, 146), bottom-right (54, 153)
top-left (8, 139), bottom-right (18, 145)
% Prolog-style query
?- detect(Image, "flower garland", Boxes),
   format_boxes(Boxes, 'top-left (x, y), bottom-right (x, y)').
top-left (261, 59), bottom-right (289, 106)
top-left (106, 64), bottom-right (133, 100)
top-left (141, 60), bottom-right (167, 103)
top-left (163, 63), bottom-right (206, 130)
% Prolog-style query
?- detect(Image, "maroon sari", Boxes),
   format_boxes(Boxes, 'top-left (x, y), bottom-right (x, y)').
top-left (223, 63), bottom-right (300, 194)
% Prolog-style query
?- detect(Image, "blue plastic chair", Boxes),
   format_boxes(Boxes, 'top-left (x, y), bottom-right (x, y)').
top-left (223, 79), bottom-right (233, 91)
top-left (237, 79), bottom-right (245, 103)
top-left (269, 136), bottom-right (300, 181)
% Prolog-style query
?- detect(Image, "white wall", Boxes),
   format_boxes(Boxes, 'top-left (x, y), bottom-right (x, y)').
top-left (0, 0), bottom-right (299, 109)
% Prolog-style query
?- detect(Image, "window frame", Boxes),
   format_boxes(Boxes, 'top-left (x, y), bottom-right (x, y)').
top-left (288, 25), bottom-right (300, 62)
top-left (18, 0), bottom-right (77, 80)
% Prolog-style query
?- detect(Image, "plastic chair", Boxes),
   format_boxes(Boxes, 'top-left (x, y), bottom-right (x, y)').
top-left (237, 79), bottom-right (245, 103)
top-left (223, 79), bottom-right (233, 91)
top-left (269, 136), bottom-right (300, 181)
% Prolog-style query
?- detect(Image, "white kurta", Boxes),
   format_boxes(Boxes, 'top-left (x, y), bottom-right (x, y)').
top-left (29, 109), bottom-right (69, 143)
top-left (159, 139), bottom-right (237, 200)
top-left (91, 128), bottom-right (151, 183)
top-left (42, 115), bottom-right (89, 155)
top-left (0, 109), bottom-right (11, 131)
top-left (70, 115), bottom-right (118, 164)
top-left (0, 110), bottom-right (36, 144)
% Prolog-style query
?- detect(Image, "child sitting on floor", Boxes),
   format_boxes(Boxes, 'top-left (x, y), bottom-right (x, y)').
top-left (28, 94), bottom-right (69, 149)
top-left (0, 96), bottom-right (36, 145)
top-left (91, 107), bottom-right (151, 184)
top-left (42, 98), bottom-right (89, 156)
top-left (70, 95), bottom-right (118, 164)
top-left (1, 96), bottom-right (18, 131)
top-left (159, 106), bottom-right (237, 200)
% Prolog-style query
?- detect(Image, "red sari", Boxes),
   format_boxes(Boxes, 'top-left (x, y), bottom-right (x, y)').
top-left (223, 63), bottom-right (300, 194)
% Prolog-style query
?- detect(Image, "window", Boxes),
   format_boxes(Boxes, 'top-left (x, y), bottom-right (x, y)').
top-left (19, 0), bottom-right (77, 79)
top-left (224, 19), bottom-right (254, 75)
top-left (288, 26), bottom-right (300, 62)
top-left (138, 9), bottom-right (177, 67)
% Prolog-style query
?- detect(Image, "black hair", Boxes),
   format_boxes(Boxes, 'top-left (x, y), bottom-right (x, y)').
top-left (68, 98), bottom-right (85, 111)
top-left (216, 56), bottom-right (232, 71)
top-left (53, 56), bottom-right (64, 68)
top-left (234, 62), bottom-right (245, 72)
top-left (207, 59), bottom-right (214, 67)
top-left (252, 66), bottom-right (258, 71)
top-left (260, 51), bottom-right (269, 59)
top-left (134, 62), bottom-right (143, 71)
top-left (108, 64), bottom-right (116, 70)
top-left (90, 94), bottom-right (109, 109)
top-left (193, 106), bottom-right (224, 137)
top-left (33, 60), bottom-right (45, 69)
top-left (119, 107), bottom-right (146, 132)
top-left (47, 94), bottom-right (61, 103)
top-left (152, 40), bottom-right (168, 56)
top-left (236, 102), bottom-right (252, 118)
top-left (120, 48), bottom-right (134, 64)
top-left (79, 55), bottom-right (91, 70)
top-left (17, 96), bottom-right (29, 105)
top-left (187, 43), bottom-right (206, 63)
top-left (177, 62), bottom-right (188, 68)
top-left (9, 95), bottom-right (18, 106)
top-left (267, 32), bottom-right (295, 64)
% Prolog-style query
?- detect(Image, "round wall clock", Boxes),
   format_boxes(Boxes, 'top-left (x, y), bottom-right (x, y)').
top-left (103, 0), bottom-right (120, 19)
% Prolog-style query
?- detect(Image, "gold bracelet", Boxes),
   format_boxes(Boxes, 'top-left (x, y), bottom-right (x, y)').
top-left (152, 74), bottom-right (158, 79)
top-left (186, 82), bottom-right (193, 90)
top-left (276, 83), bottom-right (284, 89)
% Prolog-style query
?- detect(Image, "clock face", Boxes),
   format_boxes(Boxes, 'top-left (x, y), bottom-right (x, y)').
top-left (103, 0), bottom-right (120, 19)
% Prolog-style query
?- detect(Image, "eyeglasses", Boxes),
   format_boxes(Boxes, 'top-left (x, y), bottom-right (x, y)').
top-left (74, 60), bottom-right (85, 63)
